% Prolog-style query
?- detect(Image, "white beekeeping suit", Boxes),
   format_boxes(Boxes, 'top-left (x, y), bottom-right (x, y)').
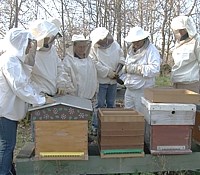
top-left (0, 39), bottom-right (6, 56)
top-left (123, 27), bottom-right (161, 113)
top-left (171, 15), bottom-right (200, 93)
top-left (63, 34), bottom-right (98, 99)
top-left (29, 19), bottom-right (72, 96)
top-left (90, 27), bottom-right (125, 85)
top-left (0, 28), bottom-right (46, 121)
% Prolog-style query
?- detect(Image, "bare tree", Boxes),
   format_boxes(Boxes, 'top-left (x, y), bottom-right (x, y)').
top-left (0, 0), bottom-right (200, 64)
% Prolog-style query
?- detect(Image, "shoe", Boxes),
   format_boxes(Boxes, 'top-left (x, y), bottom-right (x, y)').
top-left (10, 163), bottom-right (16, 175)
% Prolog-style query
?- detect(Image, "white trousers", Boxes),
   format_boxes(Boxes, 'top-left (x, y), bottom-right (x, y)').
top-left (124, 88), bottom-right (144, 114)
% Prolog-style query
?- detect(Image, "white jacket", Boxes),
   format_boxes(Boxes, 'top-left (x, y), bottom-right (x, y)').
top-left (63, 54), bottom-right (98, 99)
top-left (171, 16), bottom-right (200, 83)
top-left (29, 20), bottom-right (71, 96)
top-left (124, 42), bottom-right (161, 89)
top-left (31, 46), bottom-right (68, 96)
top-left (0, 28), bottom-right (45, 121)
top-left (171, 38), bottom-right (200, 83)
top-left (90, 41), bottom-right (125, 84)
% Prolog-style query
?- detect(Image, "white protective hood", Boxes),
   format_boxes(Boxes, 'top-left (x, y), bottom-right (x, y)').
top-left (171, 15), bottom-right (197, 39)
top-left (0, 28), bottom-right (45, 121)
top-left (3, 28), bottom-right (33, 62)
top-left (29, 20), bottom-right (59, 49)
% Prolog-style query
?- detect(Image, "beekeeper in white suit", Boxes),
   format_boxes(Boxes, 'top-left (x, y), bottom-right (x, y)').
top-left (29, 19), bottom-right (74, 96)
top-left (0, 28), bottom-right (54, 175)
top-left (63, 34), bottom-right (97, 99)
top-left (123, 26), bottom-right (161, 113)
top-left (90, 27), bottom-right (125, 107)
top-left (90, 27), bottom-right (125, 134)
top-left (171, 15), bottom-right (200, 93)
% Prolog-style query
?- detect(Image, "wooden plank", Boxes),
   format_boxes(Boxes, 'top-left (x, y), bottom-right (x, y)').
top-left (99, 108), bottom-right (137, 113)
top-left (100, 135), bottom-right (144, 145)
top-left (100, 144), bottom-right (144, 150)
top-left (98, 108), bottom-right (144, 122)
top-left (16, 142), bottom-right (200, 175)
top-left (100, 122), bottom-right (144, 130)
top-left (144, 88), bottom-right (200, 104)
top-left (101, 129), bottom-right (144, 136)
top-left (99, 115), bottom-right (144, 122)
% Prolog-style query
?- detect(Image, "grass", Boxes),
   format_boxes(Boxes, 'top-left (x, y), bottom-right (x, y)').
top-left (155, 75), bottom-right (172, 87)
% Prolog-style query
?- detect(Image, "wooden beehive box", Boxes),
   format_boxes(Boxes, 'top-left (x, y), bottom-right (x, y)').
top-left (28, 95), bottom-right (93, 160)
top-left (98, 108), bottom-right (145, 158)
top-left (193, 105), bottom-right (200, 145)
top-left (144, 88), bottom-right (200, 104)
top-left (142, 97), bottom-right (196, 155)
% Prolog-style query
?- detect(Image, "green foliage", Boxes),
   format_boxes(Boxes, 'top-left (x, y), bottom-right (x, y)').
top-left (156, 75), bottom-right (172, 87)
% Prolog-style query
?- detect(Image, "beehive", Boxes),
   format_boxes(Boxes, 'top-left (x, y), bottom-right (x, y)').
top-left (142, 97), bottom-right (196, 155)
top-left (98, 108), bottom-right (145, 158)
top-left (29, 95), bottom-right (93, 160)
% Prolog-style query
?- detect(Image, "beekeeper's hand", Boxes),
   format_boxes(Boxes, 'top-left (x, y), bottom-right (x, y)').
top-left (45, 95), bottom-right (55, 104)
top-left (107, 69), bottom-right (117, 79)
top-left (57, 87), bottom-right (66, 95)
top-left (125, 64), bottom-right (142, 75)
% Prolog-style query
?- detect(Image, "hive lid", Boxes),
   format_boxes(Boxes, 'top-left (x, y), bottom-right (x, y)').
top-left (28, 94), bottom-right (93, 112)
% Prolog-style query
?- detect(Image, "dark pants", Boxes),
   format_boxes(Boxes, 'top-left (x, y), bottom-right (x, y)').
top-left (92, 83), bottom-right (117, 128)
top-left (0, 117), bottom-right (17, 175)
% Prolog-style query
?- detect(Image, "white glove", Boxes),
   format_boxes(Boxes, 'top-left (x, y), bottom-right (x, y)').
top-left (125, 64), bottom-right (142, 75)
top-left (64, 83), bottom-right (76, 96)
top-left (66, 88), bottom-right (76, 96)
top-left (45, 95), bottom-right (56, 104)
top-left (107, 69), bottom-right (117, 79)
top-left (57, 87), bottom-right (66, 95)
top-left (24, 39), bottom-right (37, 66)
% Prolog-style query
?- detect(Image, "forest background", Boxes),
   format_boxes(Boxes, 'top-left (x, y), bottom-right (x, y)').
top-left (1, 0), bottom-right (200, 70)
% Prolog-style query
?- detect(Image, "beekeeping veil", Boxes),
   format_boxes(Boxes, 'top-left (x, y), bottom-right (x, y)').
top-left (3, 28), bottom-right (33, 63)
top-left (29, 20), bottom-right (59, 50)
top-left (171, 15), bottom-right (197, 41)
top-left (67, 34), bottom-right (91, 58)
